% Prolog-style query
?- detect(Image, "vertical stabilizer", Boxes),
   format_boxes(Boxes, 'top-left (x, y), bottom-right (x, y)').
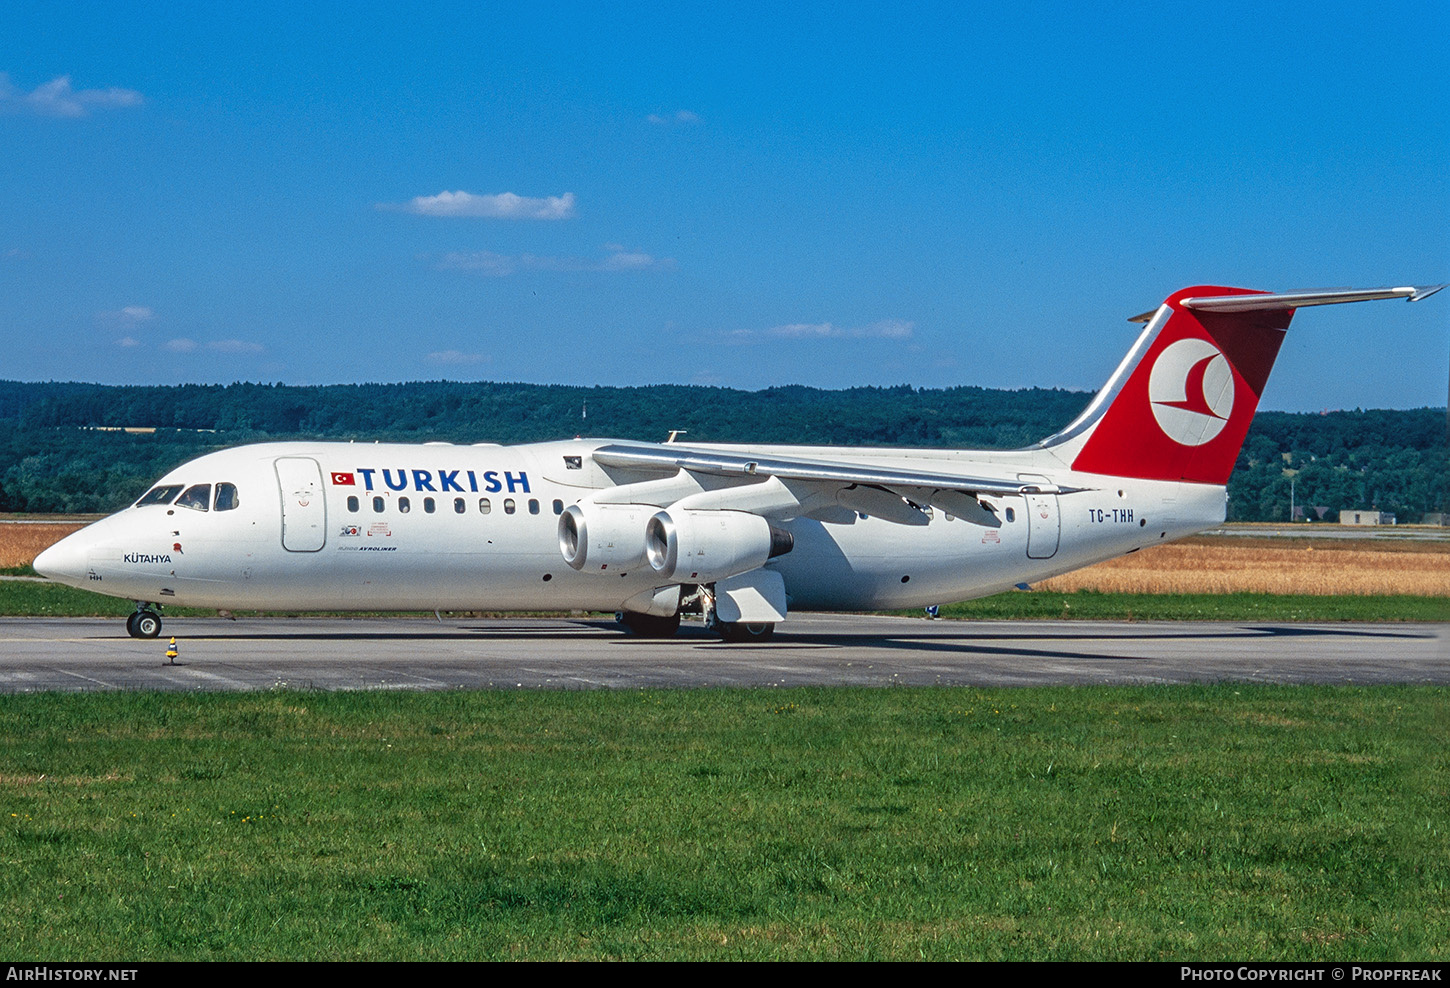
top-left (1046, 284), bottom-right (1441, 486)
top-left (1069, 286), bottom-right (1287, 485)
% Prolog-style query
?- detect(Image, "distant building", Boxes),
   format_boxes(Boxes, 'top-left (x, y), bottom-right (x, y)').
top-left (1341, 510), bottom-right (1396, 526)
top-left (1422, 513), bottom-right (1448, 527)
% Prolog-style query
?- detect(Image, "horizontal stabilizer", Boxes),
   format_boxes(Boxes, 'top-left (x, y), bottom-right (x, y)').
top-left (1181, 285), bottom-right (1445, 312)
top-left (1129, 285), bottom-right (1444, 322)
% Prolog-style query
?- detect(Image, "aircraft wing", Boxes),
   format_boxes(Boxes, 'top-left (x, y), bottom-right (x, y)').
top-left (591, 443), bottom-right (1083, 496)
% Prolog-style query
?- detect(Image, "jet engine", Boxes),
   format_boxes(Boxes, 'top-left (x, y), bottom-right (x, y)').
top-left (645, 508), bottom-right (793, 584)
top-left (558, 503), bottom-right (655, 573)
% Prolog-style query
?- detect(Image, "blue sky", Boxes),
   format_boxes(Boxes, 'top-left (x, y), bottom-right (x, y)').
top-left (1, 1), bottom-right (1445, 414)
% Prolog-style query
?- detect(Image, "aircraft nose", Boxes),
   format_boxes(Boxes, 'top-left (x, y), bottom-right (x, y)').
top-left (33, 531), bottom-right (91, 585)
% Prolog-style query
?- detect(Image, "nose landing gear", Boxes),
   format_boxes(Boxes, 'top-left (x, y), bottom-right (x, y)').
top-left (126, 607), bottom-right (163, 639)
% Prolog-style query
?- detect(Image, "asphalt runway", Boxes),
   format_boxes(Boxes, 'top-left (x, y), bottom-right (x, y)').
top-left (1208, 524), bottom-right (1449, 542)
top-left (0, 613), bottom-right (1446, 691)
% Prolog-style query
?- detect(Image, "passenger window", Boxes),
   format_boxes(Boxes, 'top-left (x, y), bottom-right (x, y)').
top-left (175, 484), bottom-right (212, 512)
top-left (424, 497), bottom-right (435, 514)
top-left (454, 497), bottom-right (466, 514)
top-left (214, 483), bottom-right (240, 511)
top-left (1006, 507), bottom-right (1016, 523)
top-left (479, 498), bottom-right (491, 515)
top-left (347, 495), bottom-right (359, 512)
top-left (552, 499), bottom-right (563, 515)
top-left (373, 496), bottom-right (385, 513)
top-left (135, 485), bottom-right (183, 508)
top-left (528, 499), bottom-right (540, 515)
top-left (399, 497), bottom-right (411, 513)
top-left (504, 499), bottom-right (515, 515)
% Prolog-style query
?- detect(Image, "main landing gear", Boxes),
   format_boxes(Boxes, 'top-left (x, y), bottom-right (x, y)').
top-left (126, 606), bottom-right (162, 639)
top-left (617, 608), bottom-right (775, 642)
top-left (617, 582), bottom-right (779, 643)
top-left (616, 610), bottom-right (682, 638)
top-left (699, 584), bottom-right (776, 642)
top-left (713, 620), bottom-right (776, 643)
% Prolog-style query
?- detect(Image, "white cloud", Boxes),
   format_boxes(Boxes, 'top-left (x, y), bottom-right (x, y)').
top-left (388, 190), bottom-right (576, 220)
top-left (0, 73), bottom-right (143, 118)
top-left (716, 319), bottom-right (915, 344)
top-left (207, 339), bottom-right (265, 354)
top-left (648, 110), bottom-right (700, 125)
top-left (97, 305), bottom-right (155, 328)
top-left (599, 246), bottom-right (666, 271)
top-left (437, 245), bottom-right (674, 276)
top-left (771, 319), bottom-right (913, 340)
top-left (115, 336), bottom-right (140, 348)
top-left (159, 337), bottom-right (264, 355)
top-left (427, 350), bottom-right (489, 365)
top-left (437, 251), bottom-right (518, 276)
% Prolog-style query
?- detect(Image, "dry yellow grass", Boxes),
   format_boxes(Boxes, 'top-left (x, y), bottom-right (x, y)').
top-left (1039, 538), bottom-right (1450, 597)
top-left (0, 522), bottom-right (86, 568)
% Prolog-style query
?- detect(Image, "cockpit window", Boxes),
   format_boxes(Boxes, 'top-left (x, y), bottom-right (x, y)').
top-left (214, 483), bottom-right (240, 511)
top-left (135, 485), bottom-right (183, 508)
top-left (175, 484), bottom-right (212, 512)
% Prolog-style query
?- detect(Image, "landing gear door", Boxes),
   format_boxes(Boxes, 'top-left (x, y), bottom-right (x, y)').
top-left (1019, 473), bottom-right (1060, 560)
top-left (276, 457), bottom-right (327, 552)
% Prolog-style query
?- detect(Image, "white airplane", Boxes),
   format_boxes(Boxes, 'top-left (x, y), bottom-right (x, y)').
top-left (35, 284), bottom-right (1444, 641)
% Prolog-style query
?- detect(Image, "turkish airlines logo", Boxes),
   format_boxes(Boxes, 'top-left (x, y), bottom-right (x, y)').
top-left (1147, 338), bottom-right (1234, 446)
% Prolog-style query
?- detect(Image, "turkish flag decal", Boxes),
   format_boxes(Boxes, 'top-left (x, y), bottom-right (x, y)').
top-left (331, 472), bottom-right (355, 486)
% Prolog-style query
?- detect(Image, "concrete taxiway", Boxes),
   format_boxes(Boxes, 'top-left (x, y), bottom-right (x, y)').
top-left (0, 614), bottom-right (1445, 691)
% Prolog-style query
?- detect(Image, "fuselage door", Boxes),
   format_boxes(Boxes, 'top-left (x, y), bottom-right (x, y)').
top-left (276, 457), bottom-right (327, 552)
top-left (1019, 473), bottom-right (1060, 560)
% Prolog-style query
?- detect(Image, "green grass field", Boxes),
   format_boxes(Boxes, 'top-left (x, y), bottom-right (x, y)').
top-left (0, 686), bottom-right (1445, 960)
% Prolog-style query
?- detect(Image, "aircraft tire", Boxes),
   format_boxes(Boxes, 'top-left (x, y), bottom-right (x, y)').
top-left (716, 621), bottom-right (775, 643)
top-left (131, 610), bottom-right (162, 639)
top-left (617, 611), bottom-right (682, 638)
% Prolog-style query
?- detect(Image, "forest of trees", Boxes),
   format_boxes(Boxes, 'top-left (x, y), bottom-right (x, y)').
top-left (0, 379), bottom-right (1443, 522)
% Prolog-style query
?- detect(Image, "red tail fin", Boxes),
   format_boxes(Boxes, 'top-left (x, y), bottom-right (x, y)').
top-left (1064, 283), bottom-right (1443, 484)
top-left (1070, 285), bottom-right (1292, 485)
